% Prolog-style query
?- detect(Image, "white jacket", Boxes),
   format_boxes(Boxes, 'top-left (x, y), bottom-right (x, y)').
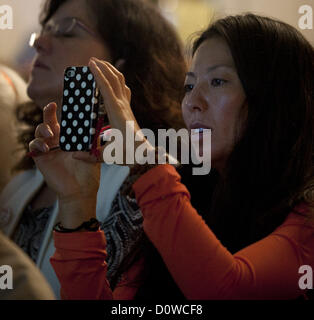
top-left (0, 163), bottom-right (129, 299)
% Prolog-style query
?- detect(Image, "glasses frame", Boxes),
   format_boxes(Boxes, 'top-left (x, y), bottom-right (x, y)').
top-left (29, 17), bottom-right (98, 47)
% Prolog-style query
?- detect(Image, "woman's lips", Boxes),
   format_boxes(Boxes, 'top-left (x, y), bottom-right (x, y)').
top-left (189, 122), bottom-right (212, 131)
top-left (33, 60), bottom-right (50, 70)
top-left (191, 128), bottom-right (211, 134)
top-left (191, 128), bottom-right (211, 142)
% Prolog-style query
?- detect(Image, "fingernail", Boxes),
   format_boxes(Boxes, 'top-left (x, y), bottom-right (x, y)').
top-left (42, 144), bottom-right (49, 153)
top-left (44, 129), bottom-right (53, 138)
top-left (44, 102), bottom-right (53, 111)
top-left (101, 129), bottom-right (112, 142)
top-left (89, 59), bottom-right (96, 67)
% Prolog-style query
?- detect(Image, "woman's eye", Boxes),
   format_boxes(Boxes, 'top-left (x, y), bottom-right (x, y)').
top-left (211, 79), bottom-right (227, 87)
top-left (184, 84), bottom-right (194, 93)
top-left (63, 33), bottom-right (75, 38)
top-left (55, 31), bottom-right (75, 38)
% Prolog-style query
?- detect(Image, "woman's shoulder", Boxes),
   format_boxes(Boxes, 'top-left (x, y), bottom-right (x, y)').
top-left (280, 203), bottom-right (314, 227)
top-left (271, 203), bottom-right (314, 245)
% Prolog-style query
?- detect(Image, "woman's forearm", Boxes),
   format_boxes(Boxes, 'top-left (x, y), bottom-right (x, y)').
top-left (51, 230), bottom-right (113, 299)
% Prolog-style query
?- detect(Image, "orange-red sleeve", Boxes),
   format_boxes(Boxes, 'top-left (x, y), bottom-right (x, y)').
top-left (50, 230), bottom-right (113, 300)
top-left (50, 230), bottom-right (143, 300)
top-left (133, 164), bottom-right (314, 300)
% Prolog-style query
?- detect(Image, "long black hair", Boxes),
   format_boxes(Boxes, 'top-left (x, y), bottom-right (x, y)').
top-left (190, 14), bottom-right (314, 253)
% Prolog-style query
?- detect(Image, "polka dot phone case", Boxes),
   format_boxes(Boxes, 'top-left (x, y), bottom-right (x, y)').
top-left (60, 66), bottom-right (100, 151)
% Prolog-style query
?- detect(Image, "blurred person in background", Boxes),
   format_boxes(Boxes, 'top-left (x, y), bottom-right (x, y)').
top-left (0, 65), bottom-right (54, 300)
top-left (0, 65), bottom-right (29, 193)
top-left (0, 230), bottom-right (55, 299)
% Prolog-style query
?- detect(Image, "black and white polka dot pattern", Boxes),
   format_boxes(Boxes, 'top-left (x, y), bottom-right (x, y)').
top-left (60, 66), bottom-right (100, 151)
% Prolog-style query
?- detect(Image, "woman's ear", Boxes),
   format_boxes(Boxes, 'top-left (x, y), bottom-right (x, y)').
top-left (114, 59), bottom-right (126, 71)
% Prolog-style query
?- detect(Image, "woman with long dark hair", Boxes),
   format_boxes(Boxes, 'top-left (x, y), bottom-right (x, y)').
top-left (30, 14), bottom-right (314, 299)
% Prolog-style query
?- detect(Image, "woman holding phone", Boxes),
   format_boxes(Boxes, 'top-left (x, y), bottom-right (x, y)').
top-left (30, 14), bottom-right (314, 299)
top-left (0, 0), bottom-right (186, 298)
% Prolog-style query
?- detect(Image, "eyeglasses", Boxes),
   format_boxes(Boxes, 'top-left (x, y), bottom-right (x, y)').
top-left (29, 17), bottom-right (97, 47)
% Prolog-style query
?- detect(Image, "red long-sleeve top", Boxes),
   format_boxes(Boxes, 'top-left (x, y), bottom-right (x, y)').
top-left (51, 165), bottom-right (314, 299)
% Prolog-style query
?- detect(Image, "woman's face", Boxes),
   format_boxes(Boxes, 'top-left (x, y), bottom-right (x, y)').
top-left (182, 37), bottom-right (247, 172)
top-left (27, 0), bottom-right (111, 110)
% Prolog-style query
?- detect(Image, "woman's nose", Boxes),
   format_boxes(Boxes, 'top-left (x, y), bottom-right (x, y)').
top-left (184, 86), bottom-right (208, 113)
top-left (31, 33), bottom-right (52, 54)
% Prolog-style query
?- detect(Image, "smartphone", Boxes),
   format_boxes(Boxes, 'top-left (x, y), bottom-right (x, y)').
top-left (59, 66), bottom-right (101, 151)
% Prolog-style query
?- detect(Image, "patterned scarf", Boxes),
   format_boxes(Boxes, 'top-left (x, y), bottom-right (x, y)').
top-left (13, 188), bottom-right (144, 288)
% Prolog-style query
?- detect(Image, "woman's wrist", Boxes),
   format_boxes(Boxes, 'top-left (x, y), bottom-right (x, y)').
top-left (58, 192), bottom-right (98, 229)
top-left (121, 146), bottom-right (180, 197)
top-left (54, 218), bottom-right (100, 233)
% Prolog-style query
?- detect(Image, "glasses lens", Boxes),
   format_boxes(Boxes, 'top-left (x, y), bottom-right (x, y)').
top-left (55, 17), bottom-right (75, 36)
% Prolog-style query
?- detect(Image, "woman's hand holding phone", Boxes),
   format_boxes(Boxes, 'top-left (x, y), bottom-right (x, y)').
top-left (73, 58), bottom-right (154, 166)
top-left (29, 103), bottom-right (100, 228)
top-left (28, 58), bottom-right (152, 228)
